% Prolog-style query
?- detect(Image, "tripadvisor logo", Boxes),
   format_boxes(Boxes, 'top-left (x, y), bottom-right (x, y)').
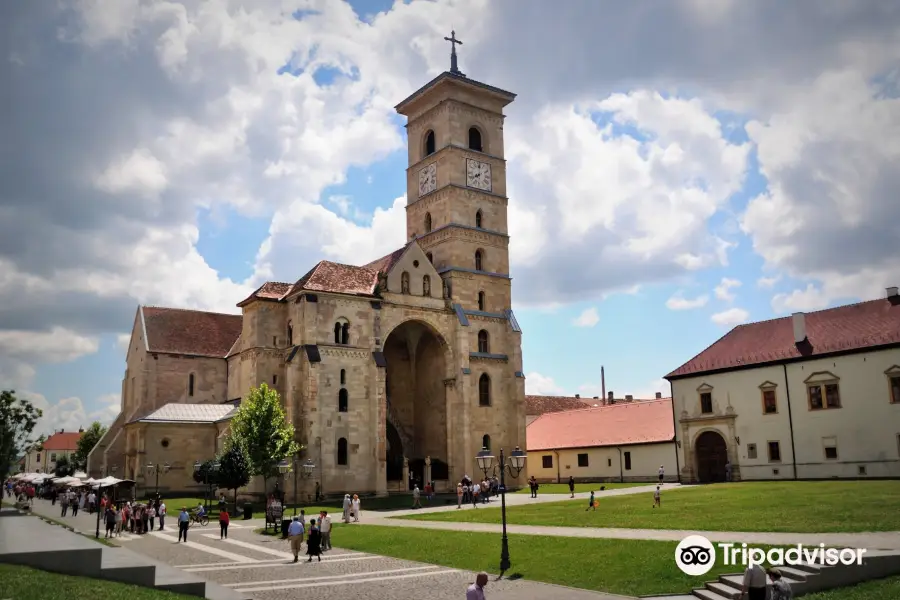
top-left (675, 535), bottom-right (867, 577)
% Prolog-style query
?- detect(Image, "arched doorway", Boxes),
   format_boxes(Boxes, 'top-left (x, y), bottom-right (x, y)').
top-left (383, 319), bottom-right (449, 483)
top-left (695, 430), bottom-right (728, 483)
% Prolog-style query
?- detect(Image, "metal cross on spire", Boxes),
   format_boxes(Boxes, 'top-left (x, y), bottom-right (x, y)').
top-left (444, 30), bottom-right (464, 76)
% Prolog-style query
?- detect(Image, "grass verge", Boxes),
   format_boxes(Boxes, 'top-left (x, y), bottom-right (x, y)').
top-left (329, 524), bottom-right (763, 596)
top-left (803, 575), bottom-right (900, 600)
top-left (512, 482), bottom-right (652, 494)
top-left (400, 481), bottom-right (900, 533)
top-left (0, 564), bottom-right (197, 600)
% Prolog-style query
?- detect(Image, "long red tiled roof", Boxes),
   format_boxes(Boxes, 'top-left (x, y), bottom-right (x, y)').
top-left (142, 306), bottom-right (242, 358)
top-left (284, 261), bottom-right (380, 298)
top-left (525, 395), bottom-right (592, 415)
top-left (236, 282), bottom-right (292, 307)
top-left (363, 243), bottom-right (410, 274)
top-left (526, 399), bottom-right (674, 451)
top-left (41, 431), bottom-right (82, 451)
top-left (666, 296), bottom-right (900, 379)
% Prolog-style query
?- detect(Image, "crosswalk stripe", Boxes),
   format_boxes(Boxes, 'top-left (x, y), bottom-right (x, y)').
top-left (234, 569), bottom-right (460, 592)
top-left (200, 534), bottom-right (294, 559)
top-left (223, 565), bottom-right (440, 587)
top-left (174, 553), bottom-right (360, 569)
top-left (184, 555), bottom-right (381, 572)
top-left (147, 531), bottom-right (255, 563)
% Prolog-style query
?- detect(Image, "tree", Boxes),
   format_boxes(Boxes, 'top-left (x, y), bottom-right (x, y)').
top-left (73, 421), bottom-right (107, 471)
top-left (228, 384), bottom-right (301, 498)
top-left (54, 455), bottom-right (73, 477)
top-left (0, 390), bottom-right (42, 481)
top-left (217, 444), bottom-right (251, 507)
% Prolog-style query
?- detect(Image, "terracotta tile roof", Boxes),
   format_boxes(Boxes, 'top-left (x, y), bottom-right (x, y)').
top-left (525, 395), bottom-right (592, 416)
top-left (363, 243), bottom-right (411, 273)
top-left (134, 403), bottom-right (236, 424)
top-left (666, 297), bottom-right (900, 379)
top-left (236, 281), bottom-right (292, 307)
top-left (142, 306), bottom-right (242, 358)
top-left (526, 399), bottom-right (675, 451)
top-left (284, 261), bottom-right (379, 298)
top-left (41, 431), bottom-right (82, 451)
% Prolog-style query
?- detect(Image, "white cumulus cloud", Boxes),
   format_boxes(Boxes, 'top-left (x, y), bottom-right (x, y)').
top-left (711, 307), bottom-right (750, 327)
top-left (666, 293), bottom-right (709, 310)
top-left (714, 277), bottom-right (742, 302)
top-left (572, 307), bottom-right (600, 328)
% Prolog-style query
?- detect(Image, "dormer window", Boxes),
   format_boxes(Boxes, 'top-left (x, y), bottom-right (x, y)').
top-left (468, 127), bottom-right (483, 152)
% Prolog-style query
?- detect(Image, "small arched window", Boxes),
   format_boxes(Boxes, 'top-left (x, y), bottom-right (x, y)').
top-left (338, 388), bottom-right (348, 412)
top-left (333, 322), bottom-right (342, 344)
top-left (340, 369), bottom-right (346, 385)
top-left (424, 130), bottom-right (436, 157)
top-left (426, 252), bottom-right (433, 264)
top-left (401, 271), bottom-right (410, 294)
top-left (477, 291), bottom-right (486, 311)
top-left (341, 322), bottom-right (349, 345)
top-left (479, 373), bottom-right (491, 406)
top-left (482, 434), bottom-right (491, 450)
top-left (337, 437), bottom-right (349, 465)
top-left (287, 320), bottom-right (293, 345)
top-left (477, 330), bottom-right (489, 353)
top-left (474, 249), bottom-right (483, 271)
top-left (475, 210), bottom-right (483, 228)
top-left (188, 373), bottom-right (195, 397)
top-left (468, 127), bottom-right (483, 152)
top-left (424, 213), bottom-right (432, 233)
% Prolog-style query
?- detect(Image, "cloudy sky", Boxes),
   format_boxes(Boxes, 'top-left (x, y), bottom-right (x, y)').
top-left (3, 0), bottom-right (899, 435)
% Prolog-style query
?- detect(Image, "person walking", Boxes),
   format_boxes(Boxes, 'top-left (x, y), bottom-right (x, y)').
top-left (653, 485), bottom-right (661, 508)
top-left (177, 507), bottom-right (189, 543)
top-left (306, 518), bottom-right (322, 562)
top-left (342, 494), bottom-right (351, 523)
top-left (105, 506), bottom-right (116, 538)
top-left (158, 501), bottom-right (166, 530)
top-left (466, 572), bottom-right (489, 600)
top-left (71, 492), bottom-right (80, 517)
top-left (471, 481), bottom-right (480, 508)
top-left (219, 508), bottom-right (230, 539)
top-left (586, 490), bottom-right (596, 511)
top-left (658, 465), bottom-right (665, 484)
top-left (114, 504), bottom-right (123, 537)
top-left (287, 515), bottom-right (305, 562)
top-left (148, 504), bottom-right (156, 531)
top-left (456, 483), bottom-right (463, 509)
top-left (60, 491), bottom-right (68, 517)
top-left (768, 568), bottom-right (793, 600)
top-left (319, 511), bottom-right (332, 551)
top-left (351, 495), bottom-right (361, 522)
top-left (568, 476), bottom-right (576, 498)
top-left (740, 563), bottom-right (767, 600)
top-left (412, 485), bottom-right (422, 508)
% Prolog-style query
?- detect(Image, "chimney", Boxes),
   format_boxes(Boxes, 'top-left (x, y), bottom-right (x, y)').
top-left (792, 312), bottom-right (807, 344)
top-left (601, 366), bottom-right (606, 402)
top-left (655, 392), bottom-right (662, 399)
top-left (888, 286), bottom-right (899, 299)
top-left (625, 394), bottom-right (634, 401)
top-left (575, 394), bottom-right (580, 399)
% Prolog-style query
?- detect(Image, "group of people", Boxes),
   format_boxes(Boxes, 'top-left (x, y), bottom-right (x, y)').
top-left (286, 509), bottom-right (333, 562)
top-left (341, 494), bottom-right (361, 522)
top-left (101, 498), bottom-right (167, 538)
top-left (455, 474), bottom-right (500, 508)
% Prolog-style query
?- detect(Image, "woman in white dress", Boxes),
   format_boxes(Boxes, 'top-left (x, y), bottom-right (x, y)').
top-left (342, 494), bottom-right (351, 523)
top-left (351, 495), bottom-right (361, 522)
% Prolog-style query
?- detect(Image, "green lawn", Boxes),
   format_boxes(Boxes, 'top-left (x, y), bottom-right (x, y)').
top-left (399, 481), bottom-right (900, 533)
top-left (513, 482), bottom-right (651, 494)
top-left (0, 564), bottom-right (197, 600)
top-left (804, 576), bottom-right (900, 600)
top-left (330, 524), bottom-right (770, 596)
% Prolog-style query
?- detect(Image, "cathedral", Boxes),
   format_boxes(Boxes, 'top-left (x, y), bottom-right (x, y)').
top-left (88, 43), bottom-right (527, 500)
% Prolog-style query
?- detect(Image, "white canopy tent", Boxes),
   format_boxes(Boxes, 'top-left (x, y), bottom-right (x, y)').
top-left (72, 471), bottom-right (88, 479)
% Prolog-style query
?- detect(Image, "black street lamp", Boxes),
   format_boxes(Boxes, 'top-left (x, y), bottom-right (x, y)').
top-left (277, 456), bottom-right (315, 516)
top-left (193, 460), bottom-right (220, 509)
top-left (475, 445), bottom-right (527, 578)
top-left (145, 461), bottom-right (170, 498)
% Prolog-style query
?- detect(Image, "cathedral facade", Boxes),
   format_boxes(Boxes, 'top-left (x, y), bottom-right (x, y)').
top-left (88, 64), bottom-right (527, 499)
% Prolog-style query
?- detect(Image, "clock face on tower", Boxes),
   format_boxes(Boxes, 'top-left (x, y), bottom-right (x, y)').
top-left (418, 163), bottom-right (437, 196)
top-left (466, 159), bottom-right (492, 192)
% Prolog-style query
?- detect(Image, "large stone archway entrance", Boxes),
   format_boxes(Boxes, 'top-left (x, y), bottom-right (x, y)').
top-left (383, 319), bottom-right (449, 488)
top-left (695, 430), bottom-right (728, 483)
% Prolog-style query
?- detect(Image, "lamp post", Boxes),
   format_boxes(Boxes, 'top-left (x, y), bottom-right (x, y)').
top-left (277, 456), bottom-right (315, 516)
top-left (193, 460), bottom-right (220, 509)
top-left (145, 461), bottom-right (170, 498)
top-left (475, 445), bottom-right (527, 578)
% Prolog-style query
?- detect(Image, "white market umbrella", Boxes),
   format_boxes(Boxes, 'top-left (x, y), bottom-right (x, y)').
top-left (72, 471), bottom-right (87, 479)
